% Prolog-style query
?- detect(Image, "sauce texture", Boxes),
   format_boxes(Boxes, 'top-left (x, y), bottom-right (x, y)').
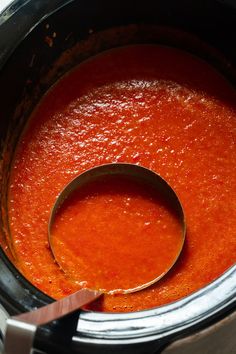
top-left (8, 45), bottom-right (236, 312)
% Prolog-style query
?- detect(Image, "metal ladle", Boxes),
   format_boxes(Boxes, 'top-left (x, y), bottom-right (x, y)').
top-left (4, 163), bottom-right (186, 354)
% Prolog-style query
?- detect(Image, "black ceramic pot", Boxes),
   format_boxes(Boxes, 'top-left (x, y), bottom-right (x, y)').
top-left (0, 1), bottom-right (236, 353)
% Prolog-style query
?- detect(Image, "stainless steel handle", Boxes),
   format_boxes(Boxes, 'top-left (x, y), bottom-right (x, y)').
top-left (4, 289), bottom-right (101, 354)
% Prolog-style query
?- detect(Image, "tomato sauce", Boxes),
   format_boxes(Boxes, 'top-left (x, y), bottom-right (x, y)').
top-left (8, 45), bottom-right (236, 312)
top-left (51, 175), bottom-right (183, 293)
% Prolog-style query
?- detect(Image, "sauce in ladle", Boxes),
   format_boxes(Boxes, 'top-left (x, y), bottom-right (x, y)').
top-left (49, 163), bottom-right (185, 295)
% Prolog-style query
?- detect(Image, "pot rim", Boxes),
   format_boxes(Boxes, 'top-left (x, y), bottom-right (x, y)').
top-left (77, 264), bottom-right (236, 344)
top-left (1, 245), bottom-right (236, 345)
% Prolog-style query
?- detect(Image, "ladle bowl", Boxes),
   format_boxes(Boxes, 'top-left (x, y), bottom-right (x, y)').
top-left (48, 163), bottom-right (186, 295)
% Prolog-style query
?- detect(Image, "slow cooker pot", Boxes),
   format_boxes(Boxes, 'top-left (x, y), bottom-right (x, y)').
top-left (1, 1), bottom-right (236, 353)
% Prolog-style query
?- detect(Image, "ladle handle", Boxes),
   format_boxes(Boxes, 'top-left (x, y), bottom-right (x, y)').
top-left (4, 289), bottom-right (101, 354)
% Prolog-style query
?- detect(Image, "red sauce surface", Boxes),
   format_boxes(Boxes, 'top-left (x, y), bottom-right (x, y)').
top-left (8, 45), bottom-right (236, 312)
top-left (51, 176), bottom-right (183, 293)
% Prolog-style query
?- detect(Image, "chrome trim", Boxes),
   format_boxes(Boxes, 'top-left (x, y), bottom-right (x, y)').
top-left (76, 264), bottom-right (236, 344)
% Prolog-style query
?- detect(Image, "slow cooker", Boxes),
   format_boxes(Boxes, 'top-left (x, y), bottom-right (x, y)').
top-left (0, 0), bottom-right (236, 353)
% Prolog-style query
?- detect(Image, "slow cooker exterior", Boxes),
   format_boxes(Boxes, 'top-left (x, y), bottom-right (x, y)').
top-left (0, 1), bottom-right (236, 353)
